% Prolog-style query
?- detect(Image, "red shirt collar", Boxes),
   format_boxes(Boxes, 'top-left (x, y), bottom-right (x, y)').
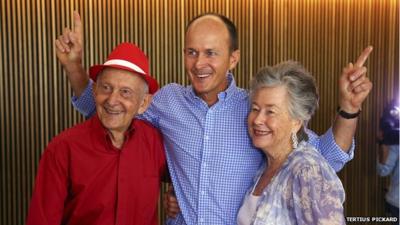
top-left (90, 115), bottom-right (136, 150)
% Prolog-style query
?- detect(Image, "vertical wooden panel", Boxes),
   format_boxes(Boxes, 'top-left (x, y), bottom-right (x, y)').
top-left (0, 0), bottom-right (398, 224)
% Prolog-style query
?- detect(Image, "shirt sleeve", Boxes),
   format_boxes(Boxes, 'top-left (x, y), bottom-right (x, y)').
top-left (71, 79), bottom-right (96, 118)
top-left (306, 127), bottom-right (354, 172)
top-left (26, 142), bottom-right (69, 225)
top-left (138, 85), bottom-right (171, 128)
top-left (377, 145), bottom-right (399, 176)
top-left (292, 165), bottom-right (346, 225)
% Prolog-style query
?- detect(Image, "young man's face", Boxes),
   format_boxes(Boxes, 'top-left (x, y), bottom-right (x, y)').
top-left (184, 16), bottom-right (239, 104)
top-left (94, 68), bottom-right (148, 134)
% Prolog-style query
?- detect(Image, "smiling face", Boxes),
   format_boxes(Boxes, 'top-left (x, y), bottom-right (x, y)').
top-left (248, 86), bottom-right (302, 153)
top-left (94, 68), bottom-right (149, 135)
top-left (184, 16), bottom-right (239, 105)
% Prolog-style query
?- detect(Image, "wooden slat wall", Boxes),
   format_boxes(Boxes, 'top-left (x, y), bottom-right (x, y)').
top-left (0, 0), bottom-right (398, 224)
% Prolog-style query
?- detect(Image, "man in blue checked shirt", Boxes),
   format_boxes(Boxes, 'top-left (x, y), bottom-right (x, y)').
top-left (55, 12), bottom-right (372, 225)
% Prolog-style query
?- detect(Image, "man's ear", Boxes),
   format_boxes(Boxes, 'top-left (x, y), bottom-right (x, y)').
top-left (92, 82), bottom-right (97, 96)
top-left (137, 94), bottom-right (152, 115)
top-left (229, 49), bottom-right (240, 70)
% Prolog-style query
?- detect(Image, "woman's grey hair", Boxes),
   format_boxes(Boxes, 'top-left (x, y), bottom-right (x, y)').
top-left (250, 60), bottom-right (319, 142)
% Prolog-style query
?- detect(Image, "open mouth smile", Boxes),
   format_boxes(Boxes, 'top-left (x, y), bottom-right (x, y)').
top-left (253, 129), bottom-right (272, 136)
top-left (104, 107), bottom-right (123, 115)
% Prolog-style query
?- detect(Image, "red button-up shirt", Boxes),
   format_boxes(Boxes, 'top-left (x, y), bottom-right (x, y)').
top-left (27, 116), bottom-right (166, 225)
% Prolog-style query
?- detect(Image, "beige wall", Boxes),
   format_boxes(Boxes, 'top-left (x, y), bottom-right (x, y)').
top-left (0, 0), bottom-right (398, 224)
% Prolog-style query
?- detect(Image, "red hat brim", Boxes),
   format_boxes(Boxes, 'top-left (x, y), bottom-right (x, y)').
top-left (89, 64), bottom-right (159, 94)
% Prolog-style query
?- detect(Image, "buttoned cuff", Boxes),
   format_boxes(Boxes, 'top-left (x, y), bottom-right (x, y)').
top-left (327, 127), bottom-right (355, 160)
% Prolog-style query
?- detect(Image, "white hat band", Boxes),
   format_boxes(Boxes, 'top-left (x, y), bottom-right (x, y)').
top-left (103, 59), bottom-right (146, 74)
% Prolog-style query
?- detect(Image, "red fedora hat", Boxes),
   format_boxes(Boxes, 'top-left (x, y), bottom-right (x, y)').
top-left (89, 42), bottom-right (159, 94)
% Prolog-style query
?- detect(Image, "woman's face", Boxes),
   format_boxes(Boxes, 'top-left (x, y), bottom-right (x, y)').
top-left (248, 86), bottom-right (301, 152)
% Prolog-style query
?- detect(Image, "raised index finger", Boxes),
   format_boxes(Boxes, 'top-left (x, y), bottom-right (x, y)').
top-left (354, 46), bottom-right (373, 67)
top-left (73, 11), bottom-right (83, 40)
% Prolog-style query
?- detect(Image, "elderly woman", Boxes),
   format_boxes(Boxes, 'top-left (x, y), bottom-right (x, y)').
top-left (237, 61), bottom-right (345, 225)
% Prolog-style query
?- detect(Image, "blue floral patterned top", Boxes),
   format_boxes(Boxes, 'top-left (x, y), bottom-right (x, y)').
top-left (240, 141), bottom-right (346, 225)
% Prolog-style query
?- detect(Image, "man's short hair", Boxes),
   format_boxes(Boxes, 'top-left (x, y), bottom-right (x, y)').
top-left (185, 13), bottom-right (238, 53)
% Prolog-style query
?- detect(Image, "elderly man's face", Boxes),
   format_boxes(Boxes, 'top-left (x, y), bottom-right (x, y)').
top-left (94, 68), bottom-right (148, 134)
top-left (184, 16), bottom-right (239, 103)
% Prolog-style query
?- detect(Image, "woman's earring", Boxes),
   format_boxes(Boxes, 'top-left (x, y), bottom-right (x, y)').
top-left (291, 132), bottom-right (298, 149)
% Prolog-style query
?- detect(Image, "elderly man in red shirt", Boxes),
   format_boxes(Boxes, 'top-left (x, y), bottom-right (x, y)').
top-left (26, 42), bottom-right (166, 225)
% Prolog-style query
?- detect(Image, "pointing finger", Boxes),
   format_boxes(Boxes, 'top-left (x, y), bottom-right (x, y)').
top-left (73, 11), bottom-right (83, 42)
top-left (354, 46), bottom-right (373, 67)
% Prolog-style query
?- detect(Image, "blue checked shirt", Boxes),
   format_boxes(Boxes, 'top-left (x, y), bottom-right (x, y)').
top-left (72, 74), bottom-right (354, 225)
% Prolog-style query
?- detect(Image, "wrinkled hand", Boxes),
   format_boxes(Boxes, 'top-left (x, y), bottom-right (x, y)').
top-left (338, 46), bottom-right (373, 113)
top-left (55, 11), bottom-right (83, 72)
top-left (163, 183), bottom-right (181, 219)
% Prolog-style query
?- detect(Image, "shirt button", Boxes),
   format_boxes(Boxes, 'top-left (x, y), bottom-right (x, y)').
top-left (199, 218), bottom-right (204, 223)
top-left (201, 191), bottom-right (205, 195)
top-left (204, 135), bottom-right (209, 140)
